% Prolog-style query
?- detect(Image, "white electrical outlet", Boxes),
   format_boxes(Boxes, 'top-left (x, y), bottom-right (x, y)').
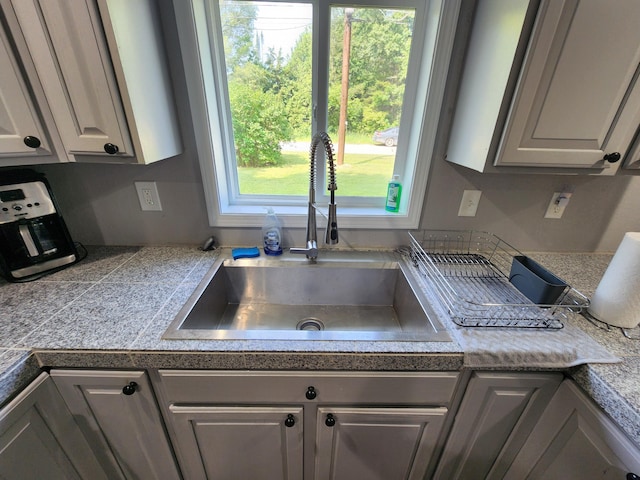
top-left (544, 192), bottom-right (571, 219)
top-left (135, 182), bottom-right (162, 211)
top-left (458, 190), bottom-right (482, 217)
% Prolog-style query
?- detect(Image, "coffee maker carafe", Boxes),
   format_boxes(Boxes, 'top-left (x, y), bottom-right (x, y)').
top-left (0, 171), bottom-right (78, 281)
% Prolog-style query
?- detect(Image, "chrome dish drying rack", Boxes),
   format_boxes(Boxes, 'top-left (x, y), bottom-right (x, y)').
top-left (406, 230), bottom-right (590, 329)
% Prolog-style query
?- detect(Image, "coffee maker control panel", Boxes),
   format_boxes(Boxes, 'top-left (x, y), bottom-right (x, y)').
top-left (0, 182), bottom-right (57, 225)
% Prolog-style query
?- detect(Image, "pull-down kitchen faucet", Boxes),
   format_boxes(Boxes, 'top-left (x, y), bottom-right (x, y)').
top-left (290, 132), bottom-right (338, 260)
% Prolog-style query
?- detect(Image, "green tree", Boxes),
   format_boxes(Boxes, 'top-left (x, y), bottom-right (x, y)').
top-left (229, 82), bottom-right (291, 167)
top-left (327, 8), bottom-right (414, 133)
top-left (221, 3), bottom-right (414, 165)
top-left (281, 29), bottom-right (313, 137)
top-left (220, 1), bottom-right (258, 73)
top-left (221, 1), bottom-right (292, 166)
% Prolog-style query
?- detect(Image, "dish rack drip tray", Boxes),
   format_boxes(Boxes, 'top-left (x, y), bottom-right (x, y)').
top-left (407, 230), bottom-right (589, 329)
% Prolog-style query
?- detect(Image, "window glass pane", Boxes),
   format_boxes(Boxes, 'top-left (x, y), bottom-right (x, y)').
top-left (328, 6), bottom-right (414, 197)
top-left (220, 1), bottom-right (312, 196)
top-left (220, 2), bottom-right (415, 201)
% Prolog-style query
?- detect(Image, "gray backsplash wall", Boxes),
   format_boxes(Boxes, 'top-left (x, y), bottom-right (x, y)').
top-left (34, 146), bottom-right (640, 252)
top-left (423, 157), bottom-right (640, 252)
top-left (23, 0), bottom-right (640, 253)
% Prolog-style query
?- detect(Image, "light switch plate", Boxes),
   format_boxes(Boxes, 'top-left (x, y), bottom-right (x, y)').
top-left (135, 182), bottom-right (162, 211)
top-left (458, 190), bottom-right (482, 217)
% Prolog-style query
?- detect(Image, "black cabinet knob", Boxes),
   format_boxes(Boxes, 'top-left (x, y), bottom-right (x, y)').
top-left (122, 381), bottom-right (137, 395)
top-left (325, 414), bottom-right (336, 427)
top-left (284, 414), bottom-right (296, 428)
top-left (23, 136), bottom-right (41, 149)
top-left (306, 386), bottom-right (317, 400)
top-left (603, 152), bottom-right (621, 163)
top-left (104, 143), bottom-right (119, 154)
top-left (627, 474), bottom-right (639, 480)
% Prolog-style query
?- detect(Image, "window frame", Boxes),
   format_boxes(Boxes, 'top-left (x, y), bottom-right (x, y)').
top-left (172, 0), bottom-right (461, 229)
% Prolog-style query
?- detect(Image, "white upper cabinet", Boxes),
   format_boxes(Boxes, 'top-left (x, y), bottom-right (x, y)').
top-left (0, 19), bottom-right (56, 163)
top-left (10, 0), bottom-right (133, 158)
top-left (96, 0), bottom-right (183, 164)
top-left (446, 0), bottom-right (640, 175)
top-left (496, 0), bottom-right (640, 172)
top-left (0, 0), bottom-right (181, 165)
top-left (623, 126), bottom-right (640, 169)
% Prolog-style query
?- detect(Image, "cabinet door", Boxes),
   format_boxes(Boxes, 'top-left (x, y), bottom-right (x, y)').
top-left (434, 372), bottom-right (562, 480)
top-left (0, 373), bottom-right (107, 480)
top-left (0, 20), bottom-right (52, 161)
top-left (505, 379), bottom-right (640, 479)
top-left (9, 0), bottom-right (133, 157)
top-left (168, 405), bottom-right (304, 480)
top-left (51, 369), bottom-right (180, 480)
top-left (314, 406), bottom-right (448, 480)
top-left (623, 129), bottom-right (640, 169)
top-left (496, 0), bottom-right (640, 171)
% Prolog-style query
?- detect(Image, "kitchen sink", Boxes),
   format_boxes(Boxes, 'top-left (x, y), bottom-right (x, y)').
top-left (162, 250), bottom-right (452, 342)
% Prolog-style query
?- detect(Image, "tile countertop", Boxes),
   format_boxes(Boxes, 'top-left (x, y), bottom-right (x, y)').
top-left (0, 245), bottom-right (638, 447)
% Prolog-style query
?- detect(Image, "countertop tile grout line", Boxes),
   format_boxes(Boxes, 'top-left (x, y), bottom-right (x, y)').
top-left (14, 248), bottom-right (146, 348)
top-left (99, 248), bottom-right (144, 282)
top-left (10, 281), bottom-right (101, 349)
top-left (127, 253), bottom-right (210, 349)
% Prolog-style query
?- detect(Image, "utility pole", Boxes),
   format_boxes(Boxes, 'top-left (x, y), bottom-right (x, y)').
top-left (337, 8), bottom-right (353, 166)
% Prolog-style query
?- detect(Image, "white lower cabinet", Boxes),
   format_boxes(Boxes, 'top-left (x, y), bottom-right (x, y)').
top-left (169, 405), bottom-right (304, 479)
top-left (315, 406), bottom-right (447, 480)
top-left (50, 369), bottom-right (180, 480)
top-left (0, 373), bottom-right (108, 480)
top-left (505, 379), bottom-right (640, 479)
top-left (434, 371), bottom-right (563, 479)
top-left (436, 373), bottom-right (640, 480)
top-left (4, 368), bottom-right (639, 480)
top-left (153, 370), bottom-right (460, 480)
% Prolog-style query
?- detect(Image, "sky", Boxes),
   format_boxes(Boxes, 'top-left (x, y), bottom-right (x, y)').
top-left (253, 3), bottom-right (312, 58)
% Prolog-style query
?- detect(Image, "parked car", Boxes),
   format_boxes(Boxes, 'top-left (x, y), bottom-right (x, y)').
top-left (372, 126), bottom-right (399, 146)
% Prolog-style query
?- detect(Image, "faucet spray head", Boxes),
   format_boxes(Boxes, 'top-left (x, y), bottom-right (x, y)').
top-left (325, 203), bottom-right (338, 245)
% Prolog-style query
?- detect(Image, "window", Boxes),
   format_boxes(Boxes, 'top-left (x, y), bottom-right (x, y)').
top-left (173, 0), bottom-right (460, 229)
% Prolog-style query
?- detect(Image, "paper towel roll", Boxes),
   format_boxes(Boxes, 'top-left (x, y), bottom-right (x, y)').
top-left (588, 232), bottom-right (640, 328)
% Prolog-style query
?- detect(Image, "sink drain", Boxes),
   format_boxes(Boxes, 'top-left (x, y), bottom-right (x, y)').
top-left (296, 318), bottom-right (325, 331)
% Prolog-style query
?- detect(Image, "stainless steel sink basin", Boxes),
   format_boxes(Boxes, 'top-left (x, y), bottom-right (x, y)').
top-left (162, 250), bottom-right (452, 341)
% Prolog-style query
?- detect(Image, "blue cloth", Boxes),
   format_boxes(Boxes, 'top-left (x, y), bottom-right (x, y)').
top-left (231, 247), bottom-right (261, 260)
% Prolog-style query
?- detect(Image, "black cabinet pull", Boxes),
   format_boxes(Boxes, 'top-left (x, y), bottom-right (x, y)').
top-left (104, 143), bottom-right (119, 154)
top-left (284, 414), bottom-right (295, 427)
top-left (23, 136), bottom-right (41, 148)
top-left (122, 381), bottom-right (137, 395)
top-left (603, 152), bottom-right (621, 163)
top-left (305, 386), bottom-right (317, 400)
top-left (325, 413), bottom-right (336, 427)
top-left (627, 474), bottom-right (639, 480)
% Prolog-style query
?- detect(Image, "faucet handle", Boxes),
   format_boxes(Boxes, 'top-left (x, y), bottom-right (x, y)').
top-left (290, 240), bottom-right (318, 259)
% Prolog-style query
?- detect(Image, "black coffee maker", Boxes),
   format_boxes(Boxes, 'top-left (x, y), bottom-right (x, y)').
top-left (0, 170), bottom-right (78, 282)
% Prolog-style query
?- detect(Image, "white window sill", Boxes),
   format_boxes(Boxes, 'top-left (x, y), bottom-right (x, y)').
top-left (212, 204), bottom-right (418, 229)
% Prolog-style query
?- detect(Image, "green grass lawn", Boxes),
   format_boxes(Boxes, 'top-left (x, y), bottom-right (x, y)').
top-left (238, 150), bottom-right (395, 196)
top-left (292, 132), bottom-right (373, 144)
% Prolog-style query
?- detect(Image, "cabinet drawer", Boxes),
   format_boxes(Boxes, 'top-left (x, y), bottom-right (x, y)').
top-left (157, 370), bottom-right (459, 406)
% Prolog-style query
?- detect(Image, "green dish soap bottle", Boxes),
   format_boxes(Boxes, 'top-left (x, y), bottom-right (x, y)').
top-left (385, 175), bottom-right (402, 212)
